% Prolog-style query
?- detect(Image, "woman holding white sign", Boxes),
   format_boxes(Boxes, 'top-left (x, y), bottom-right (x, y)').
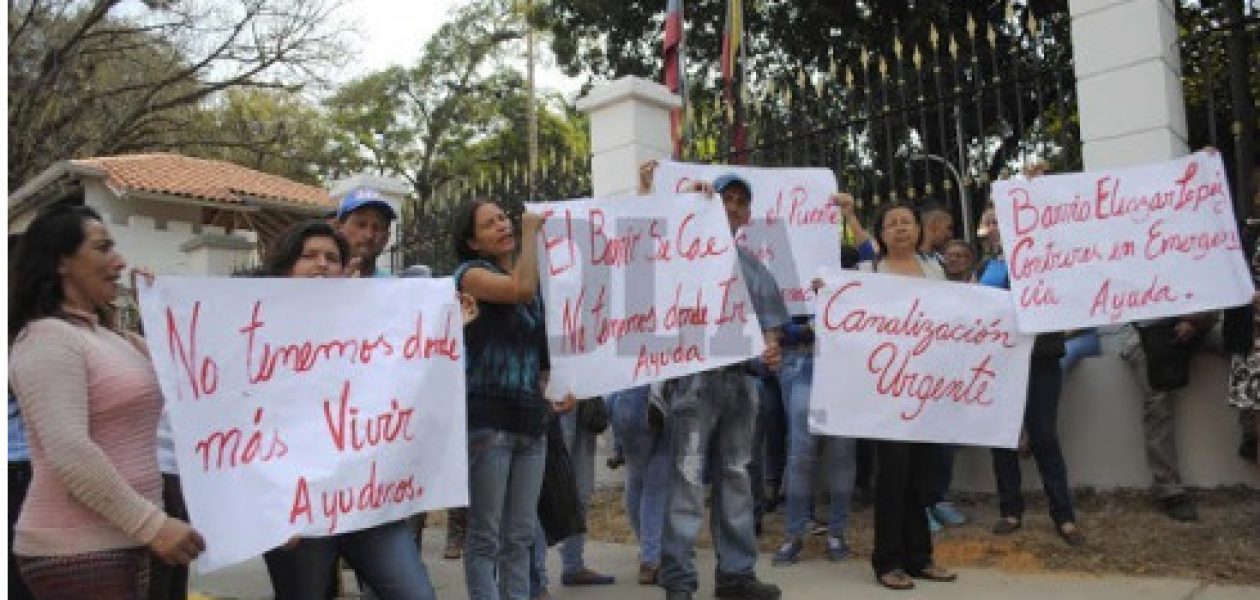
top-left (9, 202), bottom-right (205, 598)
top-left (452, 199), bottom-right (575, 600)
top-left (976, 207), bottom-right (1085, 547)
top-left (257, 220), bottom-right (438, 600)
top-left (858, 203), bottom-right (957, 591)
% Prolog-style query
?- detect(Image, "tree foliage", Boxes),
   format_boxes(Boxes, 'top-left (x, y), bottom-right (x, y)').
top-left (7, 0), bottom-right (350, 191)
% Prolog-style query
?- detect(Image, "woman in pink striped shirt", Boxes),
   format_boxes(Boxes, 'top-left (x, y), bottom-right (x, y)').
top-left (9, 202), bottom-right (204, 599)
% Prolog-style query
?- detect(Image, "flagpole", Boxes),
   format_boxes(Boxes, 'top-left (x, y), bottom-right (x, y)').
top-left (526, 0), bottom-right (538, 202)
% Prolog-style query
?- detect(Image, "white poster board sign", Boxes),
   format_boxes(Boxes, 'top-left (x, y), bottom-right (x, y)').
top-left (652, 161), bottom-right (841, 314)
top-left (992, 151), bottom-right (1254, 332)
top-left (530, 196), bottom-right (766, 399)
top-left (809, 268), bottom-right (1034, 448)
top-left (138, 277), bottom-right (467, 572)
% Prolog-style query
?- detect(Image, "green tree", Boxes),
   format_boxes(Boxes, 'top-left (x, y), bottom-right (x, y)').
top-left (8, 0), bottom-right (351, 191)
top-left (184, 88), bottom-right (340, 186)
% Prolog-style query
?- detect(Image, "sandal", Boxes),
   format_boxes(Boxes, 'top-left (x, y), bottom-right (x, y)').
top-left (876, 569), bottom-right (915, 590)
top-left (911, 564), bottom-right (958, 582)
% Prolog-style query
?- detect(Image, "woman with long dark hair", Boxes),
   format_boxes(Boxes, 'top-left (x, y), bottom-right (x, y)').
top-left (452, 199), bottom-right (570, 600)
top-left (860, 203), bottom-right (957, 591)
top-left (9, 200), bottom-right (205, 598)
top-left (257, 220), bottom-right (437, 600)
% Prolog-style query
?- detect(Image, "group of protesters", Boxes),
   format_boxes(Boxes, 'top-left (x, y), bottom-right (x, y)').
top-left (7, 153), bottom-right (1259, 600)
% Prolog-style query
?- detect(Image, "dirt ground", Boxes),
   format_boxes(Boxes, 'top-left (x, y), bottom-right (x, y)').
top-left (583, 485), bottom-right (1260, 585)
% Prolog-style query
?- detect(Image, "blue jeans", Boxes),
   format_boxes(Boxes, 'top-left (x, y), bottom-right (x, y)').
top-left (991, 357), bottom-right (1076, 525)
top-left (609, 387), bottom-right (671, 566)
top-left (659, 370), bottom-right (760, 593)
top-left (752, 372), bottom-right (787, 505)
top-left (263, 519), bottom-right (435, 600)
top-left (780, 349), bottom-right (856, 538)
top-left (464, 428), bottom-right (547, 600)
top-left (926, 445), bottom-right (958, 505)
top-left (530, 523), bottom-right (548, 596)
top-left (556, 410), bottom-right (595, 576)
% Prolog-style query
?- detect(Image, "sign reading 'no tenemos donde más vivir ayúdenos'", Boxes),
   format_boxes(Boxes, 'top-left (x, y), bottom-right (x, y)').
top-left (992, 150), bottom-right (1255, 333)
top-left (139, 277), bottom-right (468, 572)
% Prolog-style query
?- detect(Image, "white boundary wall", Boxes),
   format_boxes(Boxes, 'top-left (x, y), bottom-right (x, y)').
top-left (577, 7), bottom-right (1259, 490)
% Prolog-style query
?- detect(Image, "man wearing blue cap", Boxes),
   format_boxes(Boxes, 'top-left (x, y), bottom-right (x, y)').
top-left (334, 188), bottom-right (397, 277)
top-left (646, 167), bottom-right (788, 600)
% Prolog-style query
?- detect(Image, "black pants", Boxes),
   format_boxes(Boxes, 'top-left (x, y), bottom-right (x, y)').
top-left (991, 357), bottom-right (1076, 525)
top-left (9, 461), bottom-right (34, 600)
top-left (870, 441), bottom-right (935, 576)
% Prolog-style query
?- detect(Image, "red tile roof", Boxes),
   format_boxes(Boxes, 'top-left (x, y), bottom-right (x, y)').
top-left (70, 153), bottom-right (334, 212)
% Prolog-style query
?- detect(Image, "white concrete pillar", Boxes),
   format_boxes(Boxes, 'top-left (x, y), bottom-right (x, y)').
top-left (1070, 0), bottom-right (1189, 169)
top-left (576, 76), bottom-right (681, 198)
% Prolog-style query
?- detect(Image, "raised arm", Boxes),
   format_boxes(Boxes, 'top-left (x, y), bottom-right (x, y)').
top-left (832, 192), bottom-right (871, 250)
top-left (459, 212), bottom-right (546, 303)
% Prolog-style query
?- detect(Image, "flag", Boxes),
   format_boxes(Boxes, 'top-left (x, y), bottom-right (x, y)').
top-left (721, 0), bottom-right (746, 163)
top-left (663, 0), bottom-right (686, 158)
top-left (720, 0), bottom-right (742, 86)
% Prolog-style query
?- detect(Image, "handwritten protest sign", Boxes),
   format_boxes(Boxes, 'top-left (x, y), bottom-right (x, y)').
top-left (529, 196), bottom-right (766, 399)
top-left (652, 161), bottom-right (841, 314)
top-left (992, 151), bottom-right (1254, 332)
top-left (137, 278), bottom-right (467, 572)
top-left (809, 268), bottom-right (1034, 448)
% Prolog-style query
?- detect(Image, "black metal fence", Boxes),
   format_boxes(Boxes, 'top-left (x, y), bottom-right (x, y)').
top-left (1178, 1), bottom-right (1258, 221)
top-left (395, 154), bottom-right (592, 276)
top-left (683, 2), bottom-right (1081, 236)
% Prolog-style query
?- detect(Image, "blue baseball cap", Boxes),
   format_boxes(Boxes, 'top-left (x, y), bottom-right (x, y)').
top-left (336, 188), bottom-right (397, 222)
top-left (713, 173), bottom-right (751, 195)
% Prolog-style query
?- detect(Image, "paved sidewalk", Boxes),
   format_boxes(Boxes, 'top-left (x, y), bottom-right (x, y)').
top-left (191, 536), bottom-right (1257, 600)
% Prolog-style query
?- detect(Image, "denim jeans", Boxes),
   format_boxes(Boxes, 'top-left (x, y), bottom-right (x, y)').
top-left (780, 349), bottom-right (856, 538)
top-left (926, 445), bottom-right (958, 506)
top-left (608, 386), bottom-right (671, 566)
top-left (659, 370), bottom-right (760, 593)
top-left (556, 410), bottom-right (596, 576)
top-left (752, 372), bottom-right (787, 503)
top-left (263, 519), bottom-right (436, 600)
top-left (990, 357), bottom-right (1076, 525)
top-left (464, 428), bottom-right (547, 600)
top-left (530, 523), bottom-right (548, 596)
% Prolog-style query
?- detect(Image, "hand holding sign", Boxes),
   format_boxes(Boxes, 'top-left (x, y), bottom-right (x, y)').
top-left (149, 518), bottom-right (206, 566)
top-left (992, 150), bottom-right (1253, 332)
top-left (810, 268), bottom-right (1034, 447)
top-left (138, 277), bottom-right (468, 571)
top-left (531, 196), bottom-right (766, 399)
top-left (652, 161), bottom-right (842, 314)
